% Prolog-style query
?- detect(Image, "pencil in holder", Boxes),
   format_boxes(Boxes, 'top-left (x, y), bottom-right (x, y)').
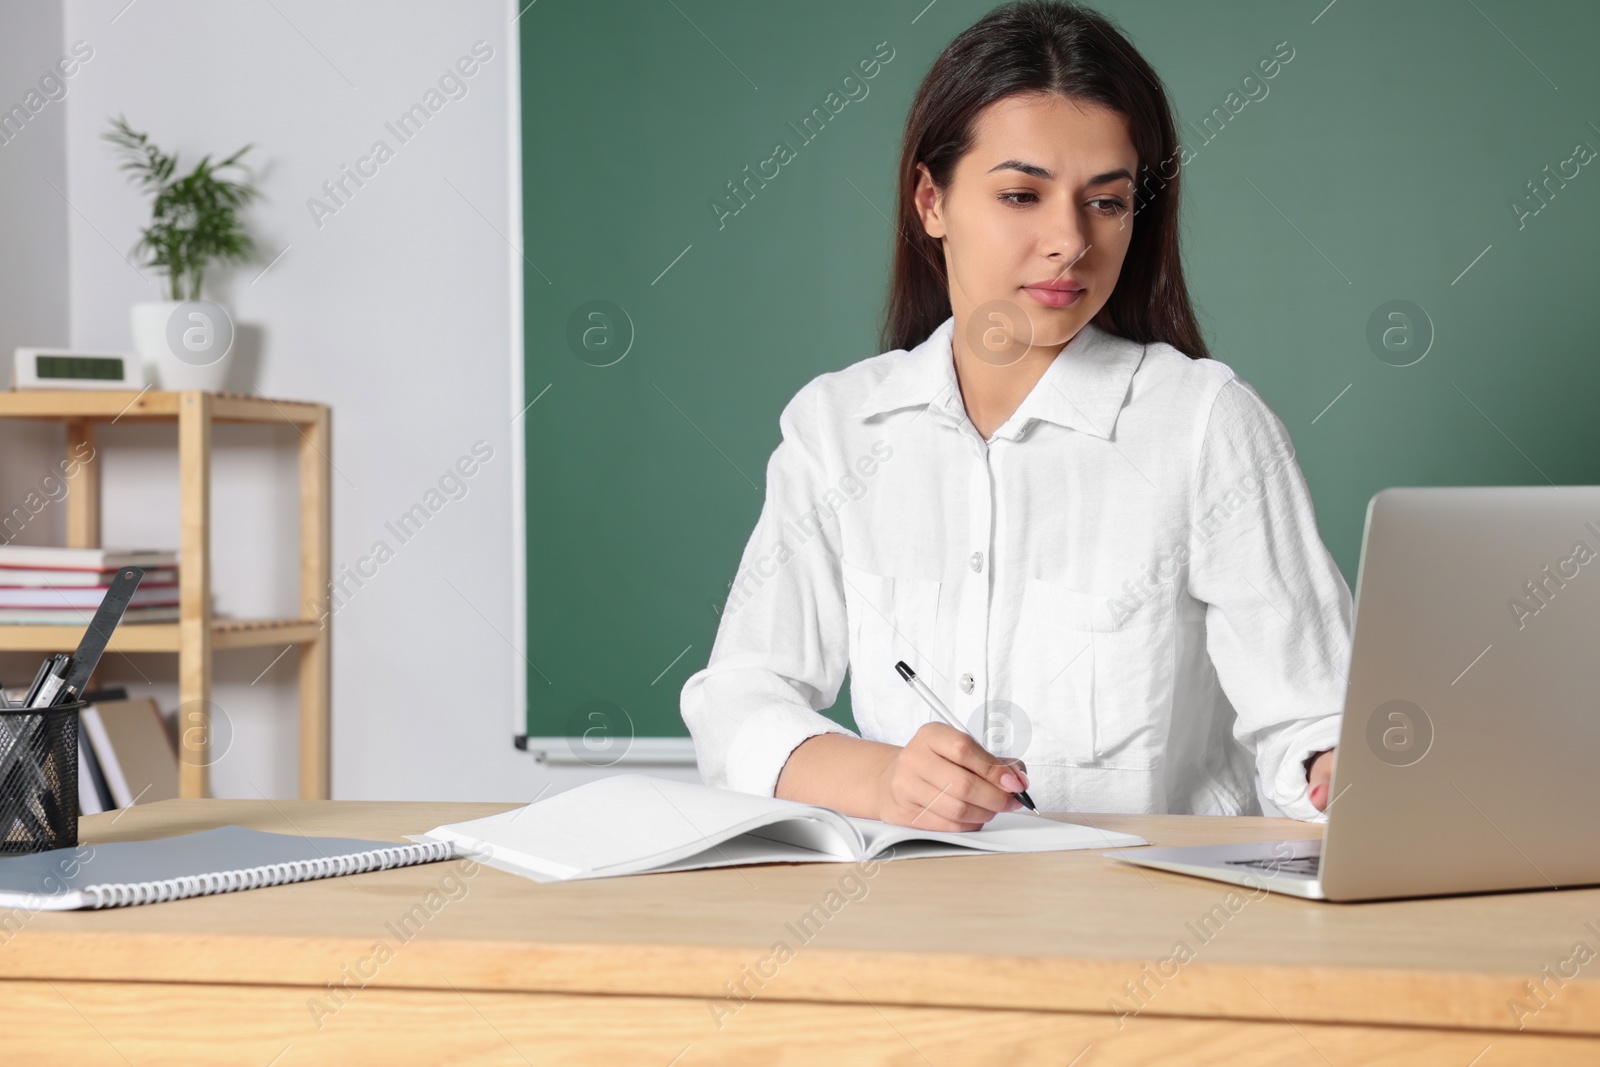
top-left (0, 700), bottom-right (84, 853)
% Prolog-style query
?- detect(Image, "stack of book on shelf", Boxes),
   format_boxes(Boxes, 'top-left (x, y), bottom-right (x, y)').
top-left (0, 546), bottom-right (180, 624)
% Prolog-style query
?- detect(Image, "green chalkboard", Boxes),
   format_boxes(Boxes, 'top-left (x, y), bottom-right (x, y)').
top-left (520, 0), bottom-right (1600, 745)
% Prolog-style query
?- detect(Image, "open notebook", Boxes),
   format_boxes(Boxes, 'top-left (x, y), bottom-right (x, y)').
top-left (0, 826), bottom-right (454, 910)
top-left (414, 774), bottom-right (1146, 883)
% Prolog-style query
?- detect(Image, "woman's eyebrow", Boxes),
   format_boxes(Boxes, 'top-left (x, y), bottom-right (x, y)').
top-left (987, 160), bottom-right (1133, 186)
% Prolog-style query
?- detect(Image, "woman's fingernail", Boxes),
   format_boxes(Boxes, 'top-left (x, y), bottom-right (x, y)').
top-left (1001, 773), bottom-right (1022, 791)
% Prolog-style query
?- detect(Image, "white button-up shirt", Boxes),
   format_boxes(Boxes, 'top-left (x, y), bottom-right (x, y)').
top-left (681, 315), bottom-right (1351, 822)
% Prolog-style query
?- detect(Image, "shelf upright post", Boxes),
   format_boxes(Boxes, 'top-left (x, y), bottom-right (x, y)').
top-left (64, 420), bottom-right (100, 549)
top-left (299, 407), bottom-right (331, 799)
top-left (177, 391), bottom-right (214, 798)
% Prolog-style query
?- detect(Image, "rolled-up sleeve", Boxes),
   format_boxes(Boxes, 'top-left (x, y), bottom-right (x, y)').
top-left (680, 381), bottom-right (858, 796)
top-left (1186, 376), bottom-right (1352, 823)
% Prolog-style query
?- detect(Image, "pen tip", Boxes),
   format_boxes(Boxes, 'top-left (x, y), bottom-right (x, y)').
top-left (1017, 791), bottom-right (1037, 811)
top-left (894, 661), bottom-right (914, 682)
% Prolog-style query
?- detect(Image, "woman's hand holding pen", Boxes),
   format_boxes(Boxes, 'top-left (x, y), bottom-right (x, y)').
top-left (872, 722), bottom-right (1029, 832)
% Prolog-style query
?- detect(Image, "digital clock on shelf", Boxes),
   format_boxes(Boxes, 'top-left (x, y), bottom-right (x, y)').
top-left (12, 348), bottom-right (140, 391)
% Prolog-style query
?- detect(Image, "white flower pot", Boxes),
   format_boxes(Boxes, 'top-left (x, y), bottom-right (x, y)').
top-left (131, 300), bottom-right (237, 391)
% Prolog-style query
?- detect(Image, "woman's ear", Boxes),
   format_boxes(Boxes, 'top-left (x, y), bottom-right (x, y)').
top-left (912, 162), bottom-right (946, 239)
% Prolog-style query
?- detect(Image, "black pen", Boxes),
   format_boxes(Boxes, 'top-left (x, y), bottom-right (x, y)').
top-left (21, 655), bottom-right (57, 708)
top-left (894, 661), bottom-right (1036, 811)
top-left (30, 655), bottom-right (72, 709)
top-left (23, 653), bottom-right (68, 708)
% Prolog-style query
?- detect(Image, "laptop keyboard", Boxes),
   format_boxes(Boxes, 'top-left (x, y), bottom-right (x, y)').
top-left (1225, 854), bottom-right (1321, 877)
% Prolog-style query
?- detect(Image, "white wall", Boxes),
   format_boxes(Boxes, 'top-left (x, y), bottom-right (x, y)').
top-left (0, 0), bottom-right (73, 549)
top-left (0, 0), bottom-right (703, 801)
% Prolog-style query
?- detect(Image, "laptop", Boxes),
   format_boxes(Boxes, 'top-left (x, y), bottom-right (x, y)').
top-left (1105, 485), bottom-right (1600, 902)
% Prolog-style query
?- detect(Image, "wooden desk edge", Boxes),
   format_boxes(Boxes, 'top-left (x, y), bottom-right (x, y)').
top-left (0, 930), bottom-right (1594, 1038)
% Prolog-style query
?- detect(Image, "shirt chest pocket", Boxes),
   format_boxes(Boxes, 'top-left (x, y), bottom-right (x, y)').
top-left (1016, 579), bottom-right (1172, 771)
top-left (839, 559), bottom-right (944, 744)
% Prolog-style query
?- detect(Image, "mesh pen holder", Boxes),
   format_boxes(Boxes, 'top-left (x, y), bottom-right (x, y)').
top-left (0, 699), bottom-right (84, 853)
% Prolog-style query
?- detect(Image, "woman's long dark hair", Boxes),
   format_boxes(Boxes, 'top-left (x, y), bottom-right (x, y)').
top-left (883, 0), bottom-right (1210, 361)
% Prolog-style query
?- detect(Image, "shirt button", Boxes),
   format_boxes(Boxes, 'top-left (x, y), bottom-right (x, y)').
top-left (959, 673), bottom-right (974, 694)
top-left (969, 551), bottom-right (984, 573)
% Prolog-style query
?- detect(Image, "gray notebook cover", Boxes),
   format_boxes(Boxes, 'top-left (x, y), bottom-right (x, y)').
top-left (0, 825), bottom-right (453, 911)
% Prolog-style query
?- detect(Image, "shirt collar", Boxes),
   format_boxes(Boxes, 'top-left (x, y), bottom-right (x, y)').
top-left (852, 315), bottom-right (1145, 440)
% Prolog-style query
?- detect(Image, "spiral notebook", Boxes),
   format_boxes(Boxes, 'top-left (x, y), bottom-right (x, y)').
top-left (0, 825), bottom-right (455, 910)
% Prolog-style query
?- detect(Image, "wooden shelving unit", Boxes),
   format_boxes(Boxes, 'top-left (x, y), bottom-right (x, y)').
top-left (0, 389), bottom-right (331, 800)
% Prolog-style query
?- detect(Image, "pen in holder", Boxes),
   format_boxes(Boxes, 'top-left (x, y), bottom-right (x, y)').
top-left (0, 698), bottom-right (86, 853)
top-left (0, 567), bottom-right (146, 853)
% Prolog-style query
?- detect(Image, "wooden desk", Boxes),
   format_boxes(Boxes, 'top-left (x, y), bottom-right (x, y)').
top-left (4, 800), bottom-right (1599, 1065)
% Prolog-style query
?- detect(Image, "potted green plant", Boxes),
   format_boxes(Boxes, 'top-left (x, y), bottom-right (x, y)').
top-left (104, 115), bottom-right (259, 391)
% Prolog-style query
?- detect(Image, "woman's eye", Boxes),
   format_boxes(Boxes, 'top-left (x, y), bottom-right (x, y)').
top-left (998, 191), bottom-right (1038, 206)
top-left (1091, 197), bottom-right (1128, 215)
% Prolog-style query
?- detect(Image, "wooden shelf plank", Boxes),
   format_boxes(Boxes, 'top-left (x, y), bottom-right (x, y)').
top-left (0, 618), bottom-right (322, 653)
top-left (0, 390), bottom-right (323, 425)
top-left (213, 618), bottom-right (323, 650)
top-left (211, 394), bottom-right (323, 424)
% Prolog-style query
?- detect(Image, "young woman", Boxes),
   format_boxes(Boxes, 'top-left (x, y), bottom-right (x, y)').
top-left (681, 0), bottom-right (1349, 831)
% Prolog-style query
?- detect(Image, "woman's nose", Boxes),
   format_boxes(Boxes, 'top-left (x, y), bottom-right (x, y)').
top-left (1044, 211), bottom-right (1090, 264)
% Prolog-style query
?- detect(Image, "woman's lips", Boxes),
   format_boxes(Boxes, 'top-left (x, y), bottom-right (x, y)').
top-left (1021, 285), bottom-right (1083, 308)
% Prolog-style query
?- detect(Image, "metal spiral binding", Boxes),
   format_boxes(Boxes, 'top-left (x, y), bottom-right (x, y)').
top-left (81, 840), bottom-right (455, 909)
